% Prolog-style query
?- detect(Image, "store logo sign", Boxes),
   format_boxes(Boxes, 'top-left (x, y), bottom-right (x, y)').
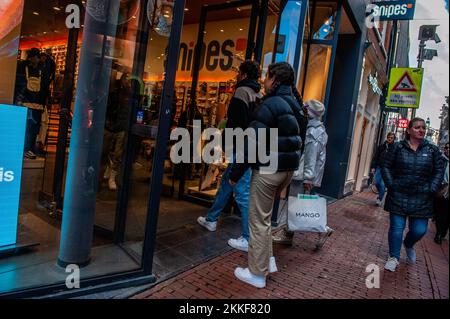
top-left (178, 39), bottom-right (246, 72)
top-left (0, 104), bottom-right (27, 248)
top-left (366, 0), bottom-right (416, 27)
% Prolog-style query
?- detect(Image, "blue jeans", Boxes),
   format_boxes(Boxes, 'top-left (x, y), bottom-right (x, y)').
top-left (375, 168), bottom-right (386, 201)
top-left (206, 165), bottom-right (251, 240)
top-left (388, 213), bottom-right (429, 260)
top-left (24, 109), bottom-right (42, 154)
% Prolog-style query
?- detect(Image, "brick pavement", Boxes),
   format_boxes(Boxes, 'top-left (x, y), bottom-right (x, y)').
top-left (133, 191), bottom-right (449, 299)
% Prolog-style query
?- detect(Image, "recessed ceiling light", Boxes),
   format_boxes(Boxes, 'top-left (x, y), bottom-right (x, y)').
top-left (33, 11), bottom-right (40, 16)
top-left (53, 6), bottom-right (61, 11)
top-left (184, 8), bottom-right (189, 11)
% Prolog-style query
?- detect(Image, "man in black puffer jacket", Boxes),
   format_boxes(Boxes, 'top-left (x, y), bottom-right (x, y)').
top-left (231, 62), bottom-right (303, 289)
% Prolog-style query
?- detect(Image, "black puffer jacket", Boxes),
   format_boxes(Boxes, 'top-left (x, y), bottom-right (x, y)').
top-left (382, 139), bottom-right (446, 218)
top-left (230, 85), bottom-right (303, 183)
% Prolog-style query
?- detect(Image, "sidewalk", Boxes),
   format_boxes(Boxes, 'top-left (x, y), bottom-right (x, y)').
top-left (133, 191), bottom-right (449, 299)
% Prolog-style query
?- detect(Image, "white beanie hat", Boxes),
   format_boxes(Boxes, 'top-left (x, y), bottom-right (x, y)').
top-left (306, 99), bottom-right (325, 119)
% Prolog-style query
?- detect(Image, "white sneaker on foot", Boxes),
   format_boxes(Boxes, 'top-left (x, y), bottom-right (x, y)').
top-left (384, 257), bottom-right (399, 272)
top-left (269, 256), bottom-right (278, 274)
top-left (228, 237), bottom-right (249, 252)
top-left (197, 216), bottom-right (217, 232)
top-left (234, 267), bottom-right (266, 288)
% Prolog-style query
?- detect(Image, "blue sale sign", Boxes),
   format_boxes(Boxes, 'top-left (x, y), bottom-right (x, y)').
top-left (0, 104), bottom-right (27, 247)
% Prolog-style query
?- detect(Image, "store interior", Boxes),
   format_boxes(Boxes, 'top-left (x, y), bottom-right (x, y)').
top-left (0, 0), bottom-right (355, 295)
top-left (0, 0), bottom-right (277, 294)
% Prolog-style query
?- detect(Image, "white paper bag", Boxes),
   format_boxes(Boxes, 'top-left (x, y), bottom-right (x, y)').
top-left (287, 194), bottom-right (327, 233)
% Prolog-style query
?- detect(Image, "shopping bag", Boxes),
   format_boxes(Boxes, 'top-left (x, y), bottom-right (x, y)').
top-left (287, 194), bottom-right (327, 233)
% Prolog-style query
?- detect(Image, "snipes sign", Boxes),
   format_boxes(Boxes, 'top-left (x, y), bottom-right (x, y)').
top-left (366, 0), bottom-right (416, 21)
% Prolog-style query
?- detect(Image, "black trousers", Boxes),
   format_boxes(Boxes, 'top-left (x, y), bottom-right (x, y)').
top-left (435, 197), bottom-right (449, 237)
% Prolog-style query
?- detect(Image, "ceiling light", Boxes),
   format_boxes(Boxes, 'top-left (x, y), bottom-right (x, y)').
top-left (33, 11), bottom-right (40, 16)
top-left (53, 6), bottom-right (61, 11)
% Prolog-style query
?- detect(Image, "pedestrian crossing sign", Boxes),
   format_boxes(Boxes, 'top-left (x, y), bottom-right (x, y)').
top-left (387, 68), bottom-right (424, 109)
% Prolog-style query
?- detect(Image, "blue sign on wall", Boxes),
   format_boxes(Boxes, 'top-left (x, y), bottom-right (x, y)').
top-left (0, 104), bottom-right (27, 247)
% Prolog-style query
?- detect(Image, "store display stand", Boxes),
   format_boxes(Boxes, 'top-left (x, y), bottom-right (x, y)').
top-left (0, 243), bottom-right (40, 259)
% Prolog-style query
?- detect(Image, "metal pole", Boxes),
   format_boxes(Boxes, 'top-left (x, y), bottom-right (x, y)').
top-left (413, 40), bottom-right (426, 118)
top-left (58, 0), bottom-right (120, 268)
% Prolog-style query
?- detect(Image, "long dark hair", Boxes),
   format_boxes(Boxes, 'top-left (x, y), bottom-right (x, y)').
top-left (405, 117), bottom-right (426, 140)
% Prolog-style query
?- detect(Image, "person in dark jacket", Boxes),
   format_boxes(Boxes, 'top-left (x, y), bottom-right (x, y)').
top-left (434, 142), bottom-right (449, 245)
top-left (382, 118), bottom-right (446, 272)
top-left (197, 60), bottom-right (263, 253)
top-left (103, 73), bottom-right (133, 191)
top-left (371, 132), bottom-right (396, 206)
top-left (232, 62), bottom-right (302, 288)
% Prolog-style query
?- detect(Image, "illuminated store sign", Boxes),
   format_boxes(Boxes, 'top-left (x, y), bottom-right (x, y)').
top-left (0, 104), bottom-right (27, 247)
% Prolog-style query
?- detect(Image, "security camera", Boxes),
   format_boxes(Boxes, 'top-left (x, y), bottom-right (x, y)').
top-left (434, 33), bottom-right (442, 44)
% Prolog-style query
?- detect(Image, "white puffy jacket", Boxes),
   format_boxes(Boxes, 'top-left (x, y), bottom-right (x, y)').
top-left (293, 119), bottom-right (328, 187)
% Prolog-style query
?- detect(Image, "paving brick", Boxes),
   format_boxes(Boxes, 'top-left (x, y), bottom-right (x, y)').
top-left (133, 191), bottom-right (449, 300)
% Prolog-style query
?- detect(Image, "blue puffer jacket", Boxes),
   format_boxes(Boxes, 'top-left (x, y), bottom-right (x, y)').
top-left (382, 139), bottom-right (446, 218)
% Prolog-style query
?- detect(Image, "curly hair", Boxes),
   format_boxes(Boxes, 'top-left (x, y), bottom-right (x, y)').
top-left (239, 60), bottom-right (261, 81)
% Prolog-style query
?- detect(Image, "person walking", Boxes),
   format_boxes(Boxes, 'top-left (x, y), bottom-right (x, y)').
top-left (103, 73), bottom-right (133, 191)
top-left (434, 142), bottom-right (449, 245)
top-left (371, 132), bottom-right (396, 206)
top-left (230, 62), bottom-right (303, 288)
top-left (197, 60), bottom-right (263, 252)
top-left (382, 118), bottom-right (446, 272)
top-left (272, 99), bottom-right (333, 249)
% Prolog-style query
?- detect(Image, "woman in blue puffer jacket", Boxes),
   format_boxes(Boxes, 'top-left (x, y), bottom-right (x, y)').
top-left (382, 118), bottom-right (446, 272)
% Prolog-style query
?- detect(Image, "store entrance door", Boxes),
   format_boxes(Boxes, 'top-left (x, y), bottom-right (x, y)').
top-left (178, 0), bottom-right (260, 205)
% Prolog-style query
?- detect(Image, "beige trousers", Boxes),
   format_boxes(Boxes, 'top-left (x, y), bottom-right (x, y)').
top-left (248, 169), bottom-right (294, 276)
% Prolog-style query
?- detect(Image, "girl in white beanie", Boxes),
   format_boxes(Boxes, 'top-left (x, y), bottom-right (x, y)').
top-left (273, 99), bottom-right (333, 249)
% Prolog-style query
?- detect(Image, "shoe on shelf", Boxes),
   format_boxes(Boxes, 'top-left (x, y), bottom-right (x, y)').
top-left (197, 216), bottom-right (217, 232)
top-left (404, 245), bottom-right (417, 264)
top-left (234, 267), bottom-right (266, 289)
top-left (316, 226), bottom-right (334, 250)
top-left (108, 170), bottom-right (118, 191)
top-left (24, 151), bottom-right (37, 160)
top-left (384, 257), bottom-right (399, 272)
top-left (104, 166), bottom-right (111, 180)
top-left (228, 236), bottom-right (249, 252)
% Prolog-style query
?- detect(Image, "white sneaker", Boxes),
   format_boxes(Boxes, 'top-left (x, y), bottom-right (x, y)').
top-left (384, 257), bottom-right (399, 272)
top-left (405, 247), bottom-right (417, 264)
top-left (234, 267), bottom-right (266, 289)
top-left (269, 256), bottom-right (278, 274)
top-left (197, 216), bottom-right (217, 232)
top-left (228, 237), bottom-right (249, 252)
top-left (376, 199), bottom-right (382, 207)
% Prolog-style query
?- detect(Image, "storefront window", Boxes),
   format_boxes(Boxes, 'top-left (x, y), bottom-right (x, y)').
top-left (0, 0), bottom-right (180, 295)
top-left (275, 0), bottom-right (302, 66)
top-left (261, 0), bottom-right (282, 78)
top-left (312, 1), bottom-right (338, 40)
top-left (301, 44), bottom-right (332, 102)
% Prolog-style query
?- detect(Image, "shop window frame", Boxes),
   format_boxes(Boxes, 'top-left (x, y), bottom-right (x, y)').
top-left (299, 0), bottom-right (343, 118)
top-left (0, 0), bottom-right (187, 298)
